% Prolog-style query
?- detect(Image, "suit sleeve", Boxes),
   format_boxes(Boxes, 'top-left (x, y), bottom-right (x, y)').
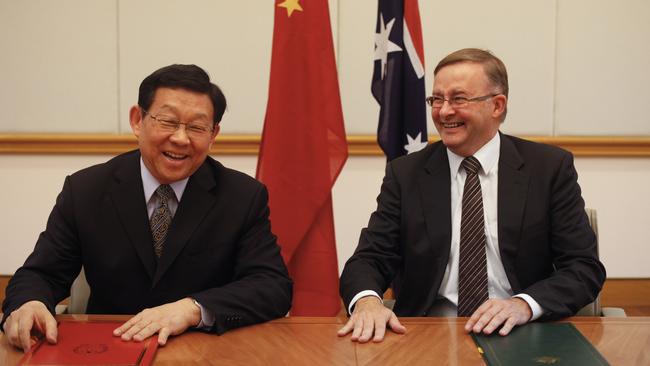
top-left (189, 185), bottom-right (292, 334)
top-left (523, 152), bottom-right (606, 319)
top-left (339, 162), bottom-right (403, 313)
top-left (1, 176), bottom-right (82, 330)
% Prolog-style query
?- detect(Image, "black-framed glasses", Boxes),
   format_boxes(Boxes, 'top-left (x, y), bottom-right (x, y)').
top-left (142, 109), bottom-right (214, 138)
top-left (425, 94), bottom-right (499, 109)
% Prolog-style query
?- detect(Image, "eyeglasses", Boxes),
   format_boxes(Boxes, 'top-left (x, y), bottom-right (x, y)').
top-left (425, 94), bottom-right (499, 109)
top-left (142, 109), bottom-right (214, 139)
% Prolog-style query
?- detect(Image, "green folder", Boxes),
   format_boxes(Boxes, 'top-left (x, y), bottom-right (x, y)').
top-left (471, 323), bottom-right (610, 365)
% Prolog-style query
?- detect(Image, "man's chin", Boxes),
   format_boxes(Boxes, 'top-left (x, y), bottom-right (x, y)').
top-left (440, 135), bottom-right (464, 149)
top-left (156, 169), bottom-right (191, 184)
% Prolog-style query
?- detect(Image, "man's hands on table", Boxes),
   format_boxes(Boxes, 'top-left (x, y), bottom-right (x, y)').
top-left (4, 297), bottom-right (201, 352)
top-left (3, 300), bottom-right (58, 352)
top-left (464, 297), bottom-right (532, 336)
top-left (6, 296), bottom-right (530, 351)
top-left (337, 296), bottom-right (406, 343)
top-left (337, 296), bottom-right (532, 343)
top-left (113, 297), bottom-right (201, 346)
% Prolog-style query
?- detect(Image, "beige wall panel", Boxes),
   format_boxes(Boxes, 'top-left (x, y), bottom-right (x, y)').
top-left (575, 157), bottom-right (650, 278)
top-left (555, 0), bottom-right (650, 135)
top-left (419, 0), bottom-right (557, 136)
top-left (118, 0), bottom-right (274, 134)
top-left (2, 154), bottom-right (649, 278)
top-left (338, 0), bottom-right (380, 134)
top-left (0, 155), bottom-right (112, 274)
top-left (0, 0), bottom-right (118, 132)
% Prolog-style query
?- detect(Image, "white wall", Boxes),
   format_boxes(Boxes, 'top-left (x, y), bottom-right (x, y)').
top-left (2, 154), bottom-right (649, 278)
top-left (1, 1), bottom-right (649, 277)
top-left (1, 0), bottom-right (649, 135)
top-left (555, 0), bottom-right (650, 135)
top-left (0, 0), bottom-right (118, 133)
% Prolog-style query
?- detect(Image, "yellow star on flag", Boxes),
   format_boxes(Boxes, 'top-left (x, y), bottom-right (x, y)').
top-left (278, 0), bottom-right (303, 17)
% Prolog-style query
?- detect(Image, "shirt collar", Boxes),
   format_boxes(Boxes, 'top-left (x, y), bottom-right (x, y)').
top-left (447, 132), bottom-right (501, 177)
top-left (140, 158), bottom-right (189, 203)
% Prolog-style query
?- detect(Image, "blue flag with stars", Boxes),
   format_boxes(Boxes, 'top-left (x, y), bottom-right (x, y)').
top-left (372, 0), bottom-right (428, 161)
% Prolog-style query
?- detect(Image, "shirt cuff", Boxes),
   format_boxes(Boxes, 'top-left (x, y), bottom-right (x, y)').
top-left (513, 293), bottom-right (544, 321)
top-left (192, 299), bottom-right (215, 330)
top-left (348, 290), bottom-right (382, 314)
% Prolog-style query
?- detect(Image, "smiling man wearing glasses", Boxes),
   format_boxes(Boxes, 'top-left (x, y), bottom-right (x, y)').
top-left (2, 64), bottom-right (292, 351)
top-left (339, 48), bottom-right (605, 342)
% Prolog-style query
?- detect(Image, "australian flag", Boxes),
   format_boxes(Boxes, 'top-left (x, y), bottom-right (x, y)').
top-left (372, 0), bottom-right (428, 161)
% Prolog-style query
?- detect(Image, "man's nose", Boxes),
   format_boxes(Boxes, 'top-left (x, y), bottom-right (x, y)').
top-left (438, 100), bottom-right (455, 118)
top-left (169, 125), bottom-right (191, 144)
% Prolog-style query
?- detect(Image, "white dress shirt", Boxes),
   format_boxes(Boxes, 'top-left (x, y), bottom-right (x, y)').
top-left (140, 159), bottom-right (188, 218)
top-left (350, 134), bottom-right (543, 320)
top-left (140, 158), bottom-right (214, 328)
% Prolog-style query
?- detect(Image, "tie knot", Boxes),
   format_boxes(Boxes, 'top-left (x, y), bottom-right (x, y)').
top-left (155, 184), bottom-right (175, 203)
top-left (462, 156), bottom-right (481, 175)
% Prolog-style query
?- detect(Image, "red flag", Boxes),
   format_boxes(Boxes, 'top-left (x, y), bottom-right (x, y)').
top-left (256, 0), bottom-right (348, 316)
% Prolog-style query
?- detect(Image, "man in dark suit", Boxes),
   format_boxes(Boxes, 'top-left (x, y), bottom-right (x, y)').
top-left (2, 64), bottom-right (292, 351)
top-left (338, 48), bottom-right (605, 342)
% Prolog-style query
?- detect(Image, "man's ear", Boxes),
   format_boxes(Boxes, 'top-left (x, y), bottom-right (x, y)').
top-left (492, 94), bottom-right (507, 120)
top-left (129, 106), bottom-right (143, 137)
top-left (208, 124), bottom-right (220, 148)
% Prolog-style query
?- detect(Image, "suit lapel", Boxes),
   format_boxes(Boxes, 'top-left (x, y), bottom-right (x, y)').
top-left (110, 152), bottom-right (156, 280)
top-left (152, 160), bottom-right (218, 287)
top-left (497, 134), bottom-right (529, 291)
top-left (418, 143), bottom-right (452, 309)
top-left (419, 143), bottom-right (452, 260)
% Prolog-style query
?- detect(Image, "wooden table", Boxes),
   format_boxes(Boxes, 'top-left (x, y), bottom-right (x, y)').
top-left (1, 315), bottom-right (649, 365)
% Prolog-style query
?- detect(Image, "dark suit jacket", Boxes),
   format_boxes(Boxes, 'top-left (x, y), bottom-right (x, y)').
top-left (2, 150), bottom-right (292, 334)
top-left (340, 133), bottom-right (605, 320)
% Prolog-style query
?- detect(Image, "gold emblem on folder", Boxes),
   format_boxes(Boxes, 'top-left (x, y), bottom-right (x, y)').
top-left (533, 356), bottom-right (560, 364)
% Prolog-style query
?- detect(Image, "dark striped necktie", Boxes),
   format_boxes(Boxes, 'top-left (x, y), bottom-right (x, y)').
top-left (150, 184), bottom-right (175, 258)
top-left (457, 156), bottom-right (489, 317)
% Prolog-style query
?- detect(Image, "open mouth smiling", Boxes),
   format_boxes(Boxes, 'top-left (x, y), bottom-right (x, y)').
top-left (163, 151), bottom-right (188, 160)
top-left (442, 122), bottom-right (465, 128)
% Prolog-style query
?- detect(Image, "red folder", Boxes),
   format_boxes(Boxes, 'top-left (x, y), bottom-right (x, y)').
top-left (19, 320), bottom-right (158, 366)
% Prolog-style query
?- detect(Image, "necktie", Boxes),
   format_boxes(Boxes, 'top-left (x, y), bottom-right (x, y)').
top-left (457, 156), bottom-right (489, 317)
top-left (150, 184), bottom-right (174, 258)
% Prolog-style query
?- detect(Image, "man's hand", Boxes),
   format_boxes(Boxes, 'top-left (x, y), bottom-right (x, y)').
top-left (4, 300), bottom-right (58, 352)
top-left (337, 296), bottom-right (406, 343)
top-left (113, 298), bottom-right (201, 346)
top-left (464, 298), bottom-right (532, 336)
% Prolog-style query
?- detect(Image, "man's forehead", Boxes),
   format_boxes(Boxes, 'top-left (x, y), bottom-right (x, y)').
top-left (433, 62), bottom-right (488, 89)
top-left (150, 87), bottom-right (214, 116)
top-left (151, 87), bottom-right (210, 101)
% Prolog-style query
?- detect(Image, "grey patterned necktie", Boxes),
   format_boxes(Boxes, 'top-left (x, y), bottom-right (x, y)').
top-left (457, 156), bottom-right (489, 317)
top-left (150, 184), bottom-right (175, 258)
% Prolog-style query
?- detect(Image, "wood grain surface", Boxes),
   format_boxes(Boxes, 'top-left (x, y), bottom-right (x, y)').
top-left (1, 315), bottom-right (649, 365)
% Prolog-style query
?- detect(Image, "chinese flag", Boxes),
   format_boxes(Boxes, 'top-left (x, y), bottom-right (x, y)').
top-left (256, 0), bottom-right (348, 316)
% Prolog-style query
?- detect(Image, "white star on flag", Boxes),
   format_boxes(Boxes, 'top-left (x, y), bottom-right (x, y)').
top-left (374, 13), bottom-right (402, 79)
top-left (404, 132), bottom-right (427, 154)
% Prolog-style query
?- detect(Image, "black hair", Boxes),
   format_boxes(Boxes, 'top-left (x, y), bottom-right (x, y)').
top-left (138, 64), bottom-right (227, 125)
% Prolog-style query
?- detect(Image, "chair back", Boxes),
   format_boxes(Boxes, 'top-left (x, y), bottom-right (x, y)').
top-left (67, 267), bottom-right (90, 314)
top-left (575, 208), bottom-right (602, 316)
